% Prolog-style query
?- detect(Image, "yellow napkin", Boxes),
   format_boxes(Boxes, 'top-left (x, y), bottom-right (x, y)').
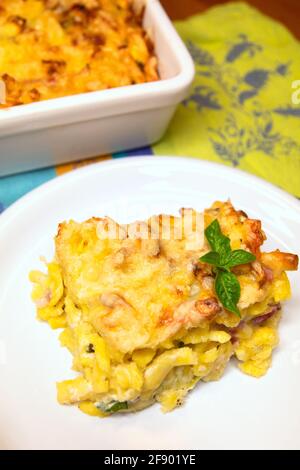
top-left (153, 2), bottom-right (300, 197)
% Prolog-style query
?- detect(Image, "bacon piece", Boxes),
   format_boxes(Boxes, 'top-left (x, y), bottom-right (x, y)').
top-left (252, 304), bottom-right (281, 325)
top-left (262, 266), bottom-right (274, 283)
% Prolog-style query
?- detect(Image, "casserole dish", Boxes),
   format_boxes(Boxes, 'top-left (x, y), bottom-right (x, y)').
top-left (0, 0), bottom-right (195, 176)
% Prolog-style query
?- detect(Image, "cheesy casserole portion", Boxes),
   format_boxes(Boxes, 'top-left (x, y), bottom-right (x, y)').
top-left (0, 0), bottom-right (158, 108)
top-left (30, 201), bottom-right (298, 416)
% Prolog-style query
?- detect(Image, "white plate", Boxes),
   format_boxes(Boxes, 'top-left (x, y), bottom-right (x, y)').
top-left (0, 157), bottom-right (299, 450)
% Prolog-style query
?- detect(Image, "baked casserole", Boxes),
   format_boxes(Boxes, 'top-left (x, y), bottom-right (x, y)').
top-left (30, 201), bottom-right (298, 416)
top-left (0, 0), bottom-right (159, 108)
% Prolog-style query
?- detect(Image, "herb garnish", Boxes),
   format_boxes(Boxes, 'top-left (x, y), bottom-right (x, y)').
top-left (97, 401), bottom-right (128, 414)
top-left (200, 220), bottom-right (256, 317)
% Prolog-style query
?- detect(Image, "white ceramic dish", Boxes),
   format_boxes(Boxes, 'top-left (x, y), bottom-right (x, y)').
top-left (0, 157), bottom-right (299, 450)
top-left (0, 1), bottom-right (195, 176)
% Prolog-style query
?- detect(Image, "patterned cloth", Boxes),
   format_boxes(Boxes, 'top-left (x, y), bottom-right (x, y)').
top-left (154, 3), bottom-right (300, 197)
top-left (0, 2), bottom-right (299, 213)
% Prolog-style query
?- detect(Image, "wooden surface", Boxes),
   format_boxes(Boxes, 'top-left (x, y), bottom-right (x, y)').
top-left (160, 0), bottom-right (300, 39)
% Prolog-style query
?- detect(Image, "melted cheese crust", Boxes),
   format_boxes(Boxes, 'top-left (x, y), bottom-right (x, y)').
top-left (0, 0), bottom-right (158, 108)
top-left (30, 201), bottom-right (298, 415)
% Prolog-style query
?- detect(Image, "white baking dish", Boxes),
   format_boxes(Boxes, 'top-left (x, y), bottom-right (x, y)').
top-left (0, 0), bottom-right (195, 177)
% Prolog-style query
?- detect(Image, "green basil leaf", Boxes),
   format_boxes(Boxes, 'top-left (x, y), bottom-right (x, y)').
top-left (217, 239), bottom-right (232, 266)
top-left (215, 270), bottom-right (241, 317)
top-left (98, 401), bottom-right (128, 413)
top-left (205, 220), bottom-right (231, 264)
top-left (200, 251), bottom-right (221, 267)
top-left (205, 219), bottom-right (223, 251)
top-left (224, 250), bottom-right (256, 269)
top-left (108, 401), bottom-right (128, 413)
